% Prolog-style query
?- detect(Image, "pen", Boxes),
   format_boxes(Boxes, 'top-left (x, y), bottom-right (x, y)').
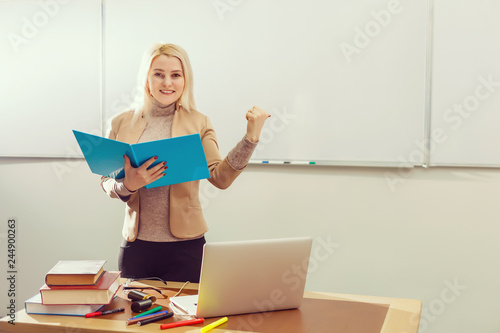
top-left (160, 318), bottom-right (205, 330)
top-left (132, 305), bottom-right (163, 318)
top-left (85, 307), bottom-right (124, 318)
top-left (126, 310), bottom-right (170, 326)
top-left (200, 317), bottom-right (228, 333)
top-left (136, 311), bottom-right (174, 326)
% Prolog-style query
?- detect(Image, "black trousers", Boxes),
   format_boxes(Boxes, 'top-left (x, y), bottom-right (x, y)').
top-left (118, 237), bottom-right (205, 283)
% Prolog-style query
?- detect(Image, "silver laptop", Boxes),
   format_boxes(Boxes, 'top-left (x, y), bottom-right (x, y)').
top-left (170, 237), bottom-right (313, 318)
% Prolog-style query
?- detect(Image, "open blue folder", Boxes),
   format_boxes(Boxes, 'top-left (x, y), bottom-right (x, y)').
top-left (73, 130), bottom-right (210, 189)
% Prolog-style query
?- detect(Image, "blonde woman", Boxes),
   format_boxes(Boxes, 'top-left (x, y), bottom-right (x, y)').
top-left (101, 43), bottom-right (269, 282)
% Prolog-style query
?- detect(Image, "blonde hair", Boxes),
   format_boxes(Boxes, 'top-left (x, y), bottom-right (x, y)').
top-left (130, 43), bottom-right (196, 124)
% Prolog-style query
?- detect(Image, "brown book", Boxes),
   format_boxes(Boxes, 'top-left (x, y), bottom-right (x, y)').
top-left (45, 260), bottom-right (106, 286)
top-left (40, 271), bottom-right (121, 305)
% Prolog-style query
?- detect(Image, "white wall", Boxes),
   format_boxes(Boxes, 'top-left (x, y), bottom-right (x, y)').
top-left (1, 156), bottom-right (500, 332)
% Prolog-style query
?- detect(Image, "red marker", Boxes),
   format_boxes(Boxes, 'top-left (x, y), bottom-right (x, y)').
top-left (160, 318), bottom-right (205, 329)
top-left (85, 308), bottom-right (125, 318)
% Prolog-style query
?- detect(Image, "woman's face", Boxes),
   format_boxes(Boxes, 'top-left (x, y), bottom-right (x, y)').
top-left (147, 54), bottom-right (185, 106)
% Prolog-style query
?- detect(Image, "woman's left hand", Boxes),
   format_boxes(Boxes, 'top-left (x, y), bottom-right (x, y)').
top-left (245, 106), bottom-right (271, 143)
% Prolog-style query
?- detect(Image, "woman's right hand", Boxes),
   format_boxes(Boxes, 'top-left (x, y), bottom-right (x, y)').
top-left (122, 155), bottom-right (167, 192)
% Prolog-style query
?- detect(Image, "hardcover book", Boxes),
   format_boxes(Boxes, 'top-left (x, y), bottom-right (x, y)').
top-left (25, 293), bottom-right (106, 316)
top-left (40, 271), bottom-right (121, 305)
top-left (45, 260), bottom-right (106, 286)
top-left (73, 130), bottom-right (210, 189)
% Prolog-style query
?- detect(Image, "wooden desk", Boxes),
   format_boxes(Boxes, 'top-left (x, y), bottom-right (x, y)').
top-left (0, 281), bottom-right (421, 333)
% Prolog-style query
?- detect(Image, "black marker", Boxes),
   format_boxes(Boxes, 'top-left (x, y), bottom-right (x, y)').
top-left (85, 307), bottom-right (125, 318)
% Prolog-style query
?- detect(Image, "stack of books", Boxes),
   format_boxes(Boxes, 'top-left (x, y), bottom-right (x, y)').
top-left (25, 260), bottom-right (121, 316)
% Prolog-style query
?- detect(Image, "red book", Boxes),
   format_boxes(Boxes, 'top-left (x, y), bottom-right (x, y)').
top-left (40, 271), bottom-right (121, 305)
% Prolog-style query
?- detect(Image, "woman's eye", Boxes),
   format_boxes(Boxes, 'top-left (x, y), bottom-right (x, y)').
top-left (154, 72), bottom-right (164, 78)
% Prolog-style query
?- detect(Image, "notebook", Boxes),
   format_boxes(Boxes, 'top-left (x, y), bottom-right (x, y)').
top-left (72, 130), bottom-right (210, 189)
top-left (170, 237), bottom-right (313, 318)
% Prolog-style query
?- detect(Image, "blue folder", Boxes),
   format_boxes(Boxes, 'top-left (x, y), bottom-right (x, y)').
top-left (72, 130), bottom-right (210, 189)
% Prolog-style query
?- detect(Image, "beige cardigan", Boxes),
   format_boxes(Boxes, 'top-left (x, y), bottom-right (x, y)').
top-left (101, 108), bottom-right (244, 241)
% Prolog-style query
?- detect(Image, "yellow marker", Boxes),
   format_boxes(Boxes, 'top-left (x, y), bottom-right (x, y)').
top-left (200, 316), bottom-right (228, 333)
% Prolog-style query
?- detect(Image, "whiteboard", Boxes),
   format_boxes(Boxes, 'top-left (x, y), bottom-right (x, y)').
top-left (103, 0), bottom-right (428, 166)
top-left (0, 0), bottom-right (101, 157)
top-left (429, 0), bottom-right (500, 167)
